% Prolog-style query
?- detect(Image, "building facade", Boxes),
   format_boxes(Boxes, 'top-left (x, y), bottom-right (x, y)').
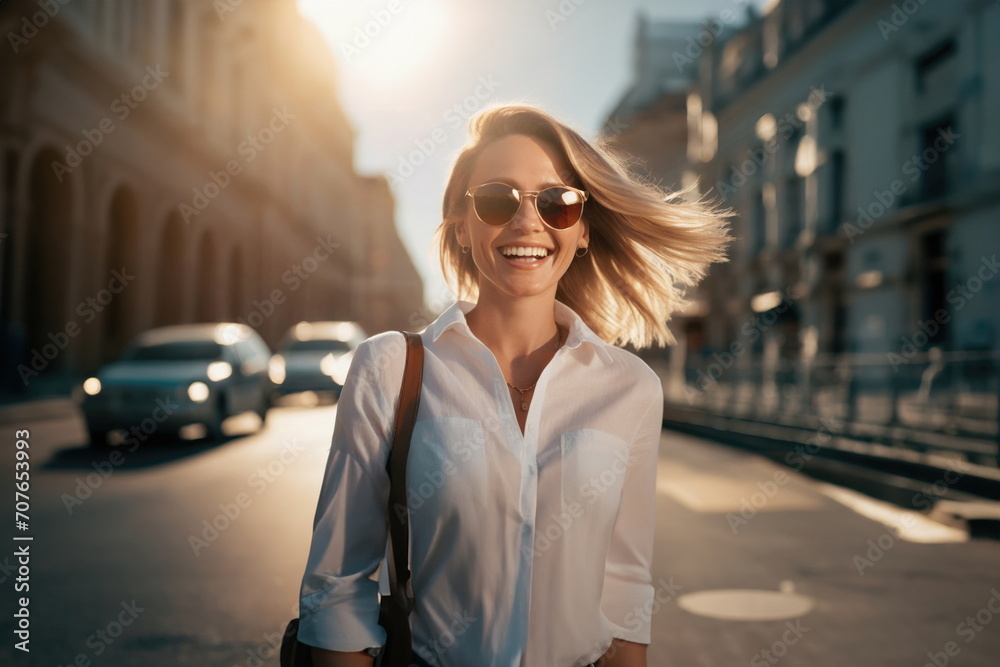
top-left (0, 0), bottom-right (424, 393)
top-left (608, 0), bottom-right (1000, 429)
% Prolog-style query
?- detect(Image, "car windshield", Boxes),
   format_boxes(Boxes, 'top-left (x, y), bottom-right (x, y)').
top-left (123, 340), bottom-right (224, 362)
top-left (282, 339), bottom-right (351, 353)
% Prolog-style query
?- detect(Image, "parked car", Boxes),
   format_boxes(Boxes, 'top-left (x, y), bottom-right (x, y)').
top-left (80, 323), bottom-right (273, 447)
top-left (269, 321), bottom-right (366, 401)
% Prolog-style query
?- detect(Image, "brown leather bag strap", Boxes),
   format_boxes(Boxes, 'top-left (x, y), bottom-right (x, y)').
top-left (385, 331), bottom-right (423, 617)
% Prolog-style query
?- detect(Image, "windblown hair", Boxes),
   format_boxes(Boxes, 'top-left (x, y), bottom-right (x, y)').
top-left (432, 104), bottom-right (733, 350)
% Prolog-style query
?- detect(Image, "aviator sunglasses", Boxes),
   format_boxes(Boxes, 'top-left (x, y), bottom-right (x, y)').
top-left (465, 182), bottom-right (589, 230)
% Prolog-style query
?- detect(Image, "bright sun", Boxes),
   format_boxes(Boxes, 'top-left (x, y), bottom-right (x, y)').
top-left (297, 0), bottom-right (450, 91)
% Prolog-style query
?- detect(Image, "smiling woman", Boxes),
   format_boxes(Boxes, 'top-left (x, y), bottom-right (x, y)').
top-left (439, 104), bottom-right (734, 349)
top-left (297, 0), bottom-right (450, 89)
top-left (296, 103), bottom-right (733, 667)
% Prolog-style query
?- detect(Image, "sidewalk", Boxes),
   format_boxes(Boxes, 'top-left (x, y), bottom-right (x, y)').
top-left (0, 374), bottom-right (80, 425)
top-left (663, 402), bottom-right (1000, 538)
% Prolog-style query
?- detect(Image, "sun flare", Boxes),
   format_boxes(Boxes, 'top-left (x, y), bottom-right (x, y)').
top-left (297, 0), bottom-right (450, 90)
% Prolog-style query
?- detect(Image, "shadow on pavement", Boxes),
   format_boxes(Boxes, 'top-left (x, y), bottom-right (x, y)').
top-left (41, 417), bottom-right (261, 471)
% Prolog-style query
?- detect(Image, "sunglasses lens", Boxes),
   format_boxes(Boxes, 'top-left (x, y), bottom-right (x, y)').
top-left (472, 183), bottom-right (520, 226)
top-left (537, 187), bottom-right (584, 230)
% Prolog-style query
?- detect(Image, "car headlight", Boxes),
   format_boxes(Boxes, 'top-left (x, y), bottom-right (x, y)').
top-left (330, 351), bottom-right (354, 386)
top-left (207, 361), bottom-right (232, 382)
top-left (320, 353), bottom-right (338, 378)
top-left (83, 377), bottom-right (102, 396)
top-left (268, 355), bottom-right (286, 384)
top-left (187, 381), bottom-right (210, 402)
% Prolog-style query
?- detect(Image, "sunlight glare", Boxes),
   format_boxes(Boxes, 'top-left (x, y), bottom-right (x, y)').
top-left (297, 0), bottom-right (450, 91)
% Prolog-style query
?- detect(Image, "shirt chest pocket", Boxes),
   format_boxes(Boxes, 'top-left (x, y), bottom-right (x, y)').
top-left (406, 417), bottom-right (487, 513)
top-left (559, 428), bottom-right (631, 518)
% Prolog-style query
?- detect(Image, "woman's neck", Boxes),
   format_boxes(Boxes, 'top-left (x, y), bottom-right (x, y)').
top-left (465, 293), bottom-right (562, 361)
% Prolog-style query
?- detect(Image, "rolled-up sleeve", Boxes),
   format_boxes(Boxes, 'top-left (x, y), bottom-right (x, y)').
top-left (297, 338), bottom-right (394, 652)
top-left (600, 379), bottom-right (664, 644)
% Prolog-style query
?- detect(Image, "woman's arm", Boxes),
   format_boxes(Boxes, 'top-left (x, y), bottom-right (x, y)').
top-left (310, 647), bottom-right (375, 667)
top-left (297, 337), bottom-right (398, 655)
top-left (598, 638), bottom-right (648, 667)
top-left (598, 375), bottom-right (664, 667)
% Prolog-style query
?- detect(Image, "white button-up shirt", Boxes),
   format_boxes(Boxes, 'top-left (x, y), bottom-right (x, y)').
top-left (298, 298), bottom-right (664, 667)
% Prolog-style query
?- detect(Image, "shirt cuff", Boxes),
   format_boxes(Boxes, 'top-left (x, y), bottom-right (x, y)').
top-left (602, 573), bottom-right (655, 644)
top-left (297, 578), bottom-right (387, 652)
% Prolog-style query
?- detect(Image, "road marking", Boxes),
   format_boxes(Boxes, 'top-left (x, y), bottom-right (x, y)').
top-left (817, 482), bottom-right (967, 543)
top-left (677, 585), bottom-right (815, 621)
top-left (657, 479), bottom-right (704, 508)
top-left (656, 460), bottom-right (823, 513)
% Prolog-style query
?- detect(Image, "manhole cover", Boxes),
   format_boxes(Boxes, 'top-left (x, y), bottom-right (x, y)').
top-left (677, 587), bottom-right (814, 621)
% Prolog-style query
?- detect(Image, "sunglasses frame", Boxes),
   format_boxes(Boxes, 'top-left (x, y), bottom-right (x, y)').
top-left (465, 182), bottom-right (589, 230)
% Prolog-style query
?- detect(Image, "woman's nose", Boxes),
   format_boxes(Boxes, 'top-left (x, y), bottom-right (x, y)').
top-left (508, 195), bottom-right (544, 232)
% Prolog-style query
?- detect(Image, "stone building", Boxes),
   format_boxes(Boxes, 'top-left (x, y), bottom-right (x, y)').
top-left (0, 0), bottom-right (424, 392)
top-left (607, 0), bottom-right (1000, 419)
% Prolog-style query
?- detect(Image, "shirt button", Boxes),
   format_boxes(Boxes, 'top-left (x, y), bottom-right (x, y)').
top-left (528, 463), bottom-right (537, 475)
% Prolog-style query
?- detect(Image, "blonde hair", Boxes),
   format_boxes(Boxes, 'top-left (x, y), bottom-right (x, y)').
top-left (433, 104), bottom-right (733, 350)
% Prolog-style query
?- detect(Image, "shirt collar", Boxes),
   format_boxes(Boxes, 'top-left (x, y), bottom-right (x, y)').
top-left (424, 298), bottom-right (614, 365)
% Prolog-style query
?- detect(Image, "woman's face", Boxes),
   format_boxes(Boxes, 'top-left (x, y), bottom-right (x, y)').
top-left (456, 133), bottom-right (590, 300)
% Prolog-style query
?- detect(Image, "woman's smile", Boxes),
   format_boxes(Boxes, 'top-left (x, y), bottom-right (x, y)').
top-left (496, 245), bottom-right (556, 269)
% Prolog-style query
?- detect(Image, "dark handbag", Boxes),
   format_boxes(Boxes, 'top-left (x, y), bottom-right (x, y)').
top-left (280, 330), bottom-right (424, 666)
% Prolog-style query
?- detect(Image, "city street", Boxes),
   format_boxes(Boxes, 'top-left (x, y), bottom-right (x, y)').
top-left (2, 401), bottom-right (998, 667)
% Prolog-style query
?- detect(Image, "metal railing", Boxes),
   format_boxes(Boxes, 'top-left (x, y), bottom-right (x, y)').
top-left (662, 350), bottom-right (1000, 465)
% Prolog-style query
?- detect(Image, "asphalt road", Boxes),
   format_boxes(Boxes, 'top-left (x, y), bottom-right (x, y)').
top-left (1, 400), bottom-right (998, 666)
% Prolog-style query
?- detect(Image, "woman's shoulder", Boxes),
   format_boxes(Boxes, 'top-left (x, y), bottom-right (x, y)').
top-left (359, 329), bottom-right (410, 360)
top-left (349, 330), bottom-right (411, 402)
top-left (599, 344), bottom-right (663, 399)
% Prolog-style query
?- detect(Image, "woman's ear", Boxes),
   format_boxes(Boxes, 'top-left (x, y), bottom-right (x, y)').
top-left (455, 221), bottom-right (469, 248)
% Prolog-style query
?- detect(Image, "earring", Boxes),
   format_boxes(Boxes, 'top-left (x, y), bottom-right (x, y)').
top-left (462, 246), bottom-right (470, 254)
top-left (575, 246), bottom-right (588, 257)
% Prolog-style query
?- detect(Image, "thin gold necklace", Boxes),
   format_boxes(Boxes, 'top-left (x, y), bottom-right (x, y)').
top-left (506, 325), bottom-right (565, 412)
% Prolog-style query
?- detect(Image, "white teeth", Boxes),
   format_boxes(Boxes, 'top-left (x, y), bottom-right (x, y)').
top-left (500, 246), bottom-right (551, 258)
